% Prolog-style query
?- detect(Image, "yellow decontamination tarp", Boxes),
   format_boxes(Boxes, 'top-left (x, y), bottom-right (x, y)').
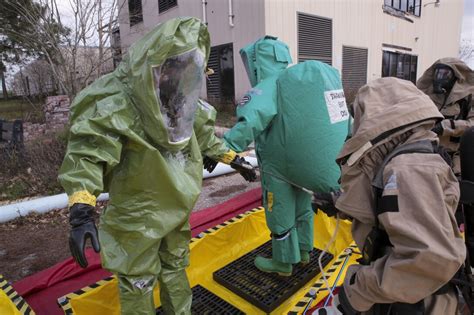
top-left (0, 275), bottom-right (35, 315)
top-left (59, 208), bottom-right (360, 314)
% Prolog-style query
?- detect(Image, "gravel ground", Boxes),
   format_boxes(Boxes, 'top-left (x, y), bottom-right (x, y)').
top-left (194, 171), bottom-right (261, 210)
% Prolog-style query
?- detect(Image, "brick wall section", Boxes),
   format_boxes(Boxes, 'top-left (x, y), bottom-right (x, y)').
top-left (23, 95), bottom-right (70, 141)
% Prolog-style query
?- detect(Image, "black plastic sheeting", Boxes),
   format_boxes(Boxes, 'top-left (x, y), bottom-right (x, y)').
top-left (213, 241), bottom-right (333, 313)
top-left (155, 285), bottom-right (244, 315)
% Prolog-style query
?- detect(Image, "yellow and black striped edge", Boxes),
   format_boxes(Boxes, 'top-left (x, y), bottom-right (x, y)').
top-left (57, 276), bottom-right (115, 315)
top-left (190, 207), bottom-right (264, 243)
top-left (0, 275), bottom-right (35, 315)
top-left (56, 207), bottom-right (264, 314)
top-left (288, 243), bottom-right (359, 315)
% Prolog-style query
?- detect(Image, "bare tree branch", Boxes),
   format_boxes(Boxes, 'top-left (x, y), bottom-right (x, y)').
top-left (5, 0), bottom-right (118, 100)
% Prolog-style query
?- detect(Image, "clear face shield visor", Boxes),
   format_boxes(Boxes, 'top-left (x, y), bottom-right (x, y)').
top-left (433, 65), bottom-right (456, 94)
top-left (153, 49), bottom-right (205, 144)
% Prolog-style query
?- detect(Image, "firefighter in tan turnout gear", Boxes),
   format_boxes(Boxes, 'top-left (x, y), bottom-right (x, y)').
top-left (417, 57), bottom-right (474, 175)
top-left (313, 77), bottom-right (466, 315)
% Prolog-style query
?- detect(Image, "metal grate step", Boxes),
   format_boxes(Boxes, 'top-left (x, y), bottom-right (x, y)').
top-left (213, 241), bottom-right (333, 313)
top-left (155, 284), bottom-right (244, 315)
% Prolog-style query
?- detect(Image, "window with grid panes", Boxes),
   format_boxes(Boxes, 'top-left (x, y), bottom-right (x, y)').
top-left (384, 0), bottom-right (421, 16)
top-left (382, 50), bottom-right (418, 84)
top-left (159, 0), bottom-right (177, 13)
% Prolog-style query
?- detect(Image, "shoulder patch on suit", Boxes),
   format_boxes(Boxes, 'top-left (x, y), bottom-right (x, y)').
top-left (238, 94), bottom-right (251, 107)
top-left (237, 88), bottom-right (263, 107)
top-left (384, 173), bottom-right (397, 190)
top-left (249, 88), bottom-right (263, 96)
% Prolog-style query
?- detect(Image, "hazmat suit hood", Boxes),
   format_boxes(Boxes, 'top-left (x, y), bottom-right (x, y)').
top-left (337, 77), bottom-right (443, 164)
top-left (117, 17), bottom-right (210, 151)
top-left (335, 77), bottom-right (443, 226)
top-left (417, 57), bottom-right (474, 107)
top-left (240, 36), bottom-right (292, 87)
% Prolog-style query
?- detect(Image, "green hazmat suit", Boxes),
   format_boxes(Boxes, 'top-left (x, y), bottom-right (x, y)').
top-left (58, 17), bottom-right (237, 315)
top-left (224, 36), bottom-right (348, 265)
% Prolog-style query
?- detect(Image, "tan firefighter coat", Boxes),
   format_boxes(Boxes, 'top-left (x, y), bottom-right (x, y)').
top-left (336, 77), bottom-right (466, 314)
top-left (417, 58), bottom-right (474, 172)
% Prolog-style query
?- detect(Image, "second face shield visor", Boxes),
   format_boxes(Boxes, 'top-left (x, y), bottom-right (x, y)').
top-left (433, 65), bottom-right (456, 95)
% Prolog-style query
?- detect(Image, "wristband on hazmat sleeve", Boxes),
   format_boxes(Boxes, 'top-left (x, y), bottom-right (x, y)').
top-left (68, 190), bottom-right (97, 207)
top-left (218, 149), bottom-right (237, 164)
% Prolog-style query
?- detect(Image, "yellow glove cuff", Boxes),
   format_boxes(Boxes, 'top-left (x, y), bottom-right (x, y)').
top-left (68, 190), bottom-right (96, 207)
top-left (219, 150), bottom-right (237, 164)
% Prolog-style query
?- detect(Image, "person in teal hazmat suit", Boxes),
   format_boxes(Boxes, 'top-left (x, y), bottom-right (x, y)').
top-left (58, 17), bottom-right (256, 315)
top-left (205, 36), bottom-right (349, 275)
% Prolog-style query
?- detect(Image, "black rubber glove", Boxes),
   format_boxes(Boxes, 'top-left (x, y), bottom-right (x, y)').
top-left (312, 190), bottom-right (341, 217)
top-left (203, 156), bottom-right (218, 173)
top-left (69, 203), bottom-right (100, 268)
top-left (338, 286), bottom-right (360, 315)
top-left (432, 121), bottom-right (444, 136)
top-left (230, 156), bottom-right (257, 182)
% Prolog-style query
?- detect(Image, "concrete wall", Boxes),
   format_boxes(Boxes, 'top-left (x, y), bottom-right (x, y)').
top-left (264, 0), bottom-right (464, 83)
top-left (117, 0), bottom-right (464, 100)
top-left (117, 0), bottom-right (265, 100)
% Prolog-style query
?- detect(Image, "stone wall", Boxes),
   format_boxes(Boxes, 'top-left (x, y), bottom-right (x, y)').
top-left (23, 123), bottom-right (47, 141)
top-left (23, 95), bottom-right (70, 141)
top-left (44, 95), bottom-right (70, 132)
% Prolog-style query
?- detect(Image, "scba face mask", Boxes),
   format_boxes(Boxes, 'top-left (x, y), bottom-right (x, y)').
top-left (433, 65), bottom-right (456, 95)
top-left (153, 49), bottom-right (205, 144)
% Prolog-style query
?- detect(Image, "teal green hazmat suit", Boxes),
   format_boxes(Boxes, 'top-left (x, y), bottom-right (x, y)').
top-left (58, 18), bottom-right (239, 315)
top-left (224, 36), bottom-right (348, 267)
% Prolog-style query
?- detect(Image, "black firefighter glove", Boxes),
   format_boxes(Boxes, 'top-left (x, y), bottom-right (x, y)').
top-left (203, 156), bottom-right (219, 173)
top-left (230, 156), bottom-right (257, 182)
top-left (337, 286), bottom-right (360, 315)
top-left (312, 190), bottom-right (342, 217)
top-left (69, 203), bottom-right (100, 268)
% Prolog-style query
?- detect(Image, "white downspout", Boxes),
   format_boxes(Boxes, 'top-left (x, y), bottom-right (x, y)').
top-left (228, 0), bottom-right (234, 27)
top-left (201, 0), bottom-right (207, 25)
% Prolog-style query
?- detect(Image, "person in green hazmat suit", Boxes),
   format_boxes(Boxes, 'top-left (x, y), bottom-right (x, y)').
top-left (58, 17), bottom-right (256, 315)
top-left (205, 36), bottom-right (348, 275)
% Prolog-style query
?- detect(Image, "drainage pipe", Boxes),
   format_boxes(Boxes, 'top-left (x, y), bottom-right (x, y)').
top-left (0, 157), bottom-right (258, 223)
top-left (228, 0), bottom-right (234, 27)
top-left (0, 193), bottom-right (110, 223)
top-left (201, 0), bottom-right (207, 24)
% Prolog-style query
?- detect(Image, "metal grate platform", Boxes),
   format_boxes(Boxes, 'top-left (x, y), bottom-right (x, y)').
top-left (213, 241), bottom-right (334, 313)
top-left (155, 284), bottom-right (244, 315)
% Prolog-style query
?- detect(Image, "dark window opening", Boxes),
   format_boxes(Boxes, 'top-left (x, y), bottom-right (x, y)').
top-left (159, 0), bottom-right (178, 13)
top-left (128, 0), bottom-right (143, 26)
top-left (297, 12), bottom-right (333, 65)
top-left (207, 43), bottom-right (235, 104)
top-left (382, 50), bottom-right (418, 83)
top-left (384, 0), bottom-right (421, 16)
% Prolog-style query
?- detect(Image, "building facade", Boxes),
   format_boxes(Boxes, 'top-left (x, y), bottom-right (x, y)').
top-left (117, 0), bottom-right (464, 103)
